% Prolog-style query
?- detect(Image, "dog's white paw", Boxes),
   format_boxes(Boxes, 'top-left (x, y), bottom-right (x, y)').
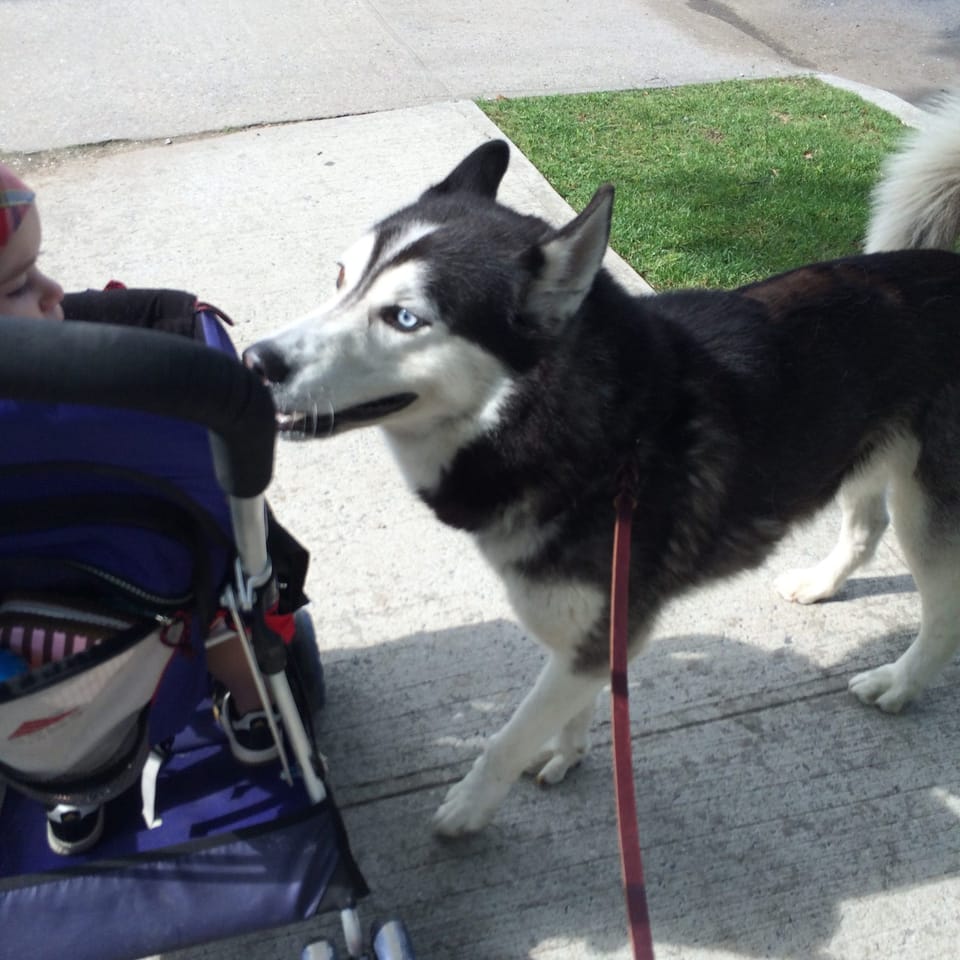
top-left (432, 755), bottom-right (511, 838)
top-left (849, 663), bottom-right (915, 713)
top-left (523, 731), bottom-right (590, 786)
top-left (774, 567), bottom-right (840, 605)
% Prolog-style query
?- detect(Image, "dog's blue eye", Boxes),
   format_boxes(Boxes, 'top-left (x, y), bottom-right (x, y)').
top-left (384, 306), bottom-right (425, 332)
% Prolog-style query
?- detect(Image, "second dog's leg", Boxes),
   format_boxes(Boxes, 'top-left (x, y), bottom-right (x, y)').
top-left (775, 461), bottom-right (890, 604)
top-left (433, 653), bottom-right (604, 837)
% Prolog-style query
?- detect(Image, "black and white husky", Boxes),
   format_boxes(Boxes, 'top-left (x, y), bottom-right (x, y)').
top-left (246, 94), bottom-right (960, 836)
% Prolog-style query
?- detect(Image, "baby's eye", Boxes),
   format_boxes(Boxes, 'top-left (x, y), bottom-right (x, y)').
top-left (335, 263), bottom-right (345, 290)
top-left (2, 276), bottom-right (30, 298)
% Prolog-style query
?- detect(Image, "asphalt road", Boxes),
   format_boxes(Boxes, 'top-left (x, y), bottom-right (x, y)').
top-left (2, 1), bottom-right (955, 154)
top-left (654, 0), bottom-right (958, 106)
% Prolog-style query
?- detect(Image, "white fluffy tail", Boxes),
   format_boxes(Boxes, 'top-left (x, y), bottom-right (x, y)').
top-left (866, 92), bottom-right (960, 253)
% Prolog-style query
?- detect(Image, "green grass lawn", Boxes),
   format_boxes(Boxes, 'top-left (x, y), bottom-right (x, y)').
top-left (480, 77), bottom-right (907, 290)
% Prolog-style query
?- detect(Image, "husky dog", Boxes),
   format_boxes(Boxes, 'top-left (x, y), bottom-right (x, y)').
top-left (246, 94), bottom-right (960, 836)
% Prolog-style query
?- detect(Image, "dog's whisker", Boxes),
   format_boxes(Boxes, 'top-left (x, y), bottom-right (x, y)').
top-left (313, 396), bottom-right (335, 439)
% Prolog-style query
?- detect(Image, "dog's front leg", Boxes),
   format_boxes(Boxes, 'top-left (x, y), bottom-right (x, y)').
top-left (433, 653), bottom-right (605, 837)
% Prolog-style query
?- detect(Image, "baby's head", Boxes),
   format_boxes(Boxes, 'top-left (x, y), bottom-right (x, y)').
top-left (0, 163), bottom-right (64, 320)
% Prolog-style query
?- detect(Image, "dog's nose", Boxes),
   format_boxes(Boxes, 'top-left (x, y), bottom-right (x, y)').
top-left (243, 341), bottom-right (291, 385)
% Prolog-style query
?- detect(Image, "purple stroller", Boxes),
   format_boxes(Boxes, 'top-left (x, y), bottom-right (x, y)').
top-left (0, 291), bottom-right (414, 960)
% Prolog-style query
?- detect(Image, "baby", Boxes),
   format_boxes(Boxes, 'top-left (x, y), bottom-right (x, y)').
top-left (0, 164), bottom-right (64, 320)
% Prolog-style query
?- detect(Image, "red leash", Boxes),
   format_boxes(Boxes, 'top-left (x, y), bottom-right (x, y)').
top-left (610, 478), bottom-right (656, 960)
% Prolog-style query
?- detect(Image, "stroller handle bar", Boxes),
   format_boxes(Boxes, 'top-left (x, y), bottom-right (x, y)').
top-left (0, 315), bottom-right (276, 498)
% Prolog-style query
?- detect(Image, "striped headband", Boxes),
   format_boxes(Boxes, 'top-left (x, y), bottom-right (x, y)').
top-left (0, 164), bottom-right (35, 250)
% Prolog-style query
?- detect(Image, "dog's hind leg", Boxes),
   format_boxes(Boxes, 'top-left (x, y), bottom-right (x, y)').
top-left (850, 433), bottom-right (960, 712)
top-left (433, 653), bottom-right (604, 837)
top-left (775, 452), bottom-right (891, 605)
top-left (849, 557), bottom-right (960, 712)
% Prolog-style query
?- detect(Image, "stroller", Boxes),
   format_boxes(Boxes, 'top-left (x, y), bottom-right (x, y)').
top-left (0, 291), bottom-right (416, 960)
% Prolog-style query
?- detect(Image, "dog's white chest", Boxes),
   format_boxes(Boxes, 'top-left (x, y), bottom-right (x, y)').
top-left (476, 516), bottom-right (606, 657)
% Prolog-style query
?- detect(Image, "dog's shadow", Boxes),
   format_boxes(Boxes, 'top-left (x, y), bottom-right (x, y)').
top-left (299, 608), bottom-right (959, 960)
top-left (824, 572), bottom-right (915, 602)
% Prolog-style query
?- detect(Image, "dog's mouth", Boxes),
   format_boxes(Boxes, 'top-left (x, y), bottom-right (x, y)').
top-left (276, 393), bottom-right (418, 438)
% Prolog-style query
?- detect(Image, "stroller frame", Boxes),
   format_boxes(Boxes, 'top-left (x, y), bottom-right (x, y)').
top-left (214, 467), bottom-right (368, 957)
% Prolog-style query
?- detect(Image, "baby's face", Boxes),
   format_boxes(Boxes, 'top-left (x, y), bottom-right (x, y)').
top-left (0, 204), bottom-right (64, 321)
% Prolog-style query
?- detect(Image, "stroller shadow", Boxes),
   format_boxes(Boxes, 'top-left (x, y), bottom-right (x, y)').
top-left (297, 615), bottom-right (960, 960)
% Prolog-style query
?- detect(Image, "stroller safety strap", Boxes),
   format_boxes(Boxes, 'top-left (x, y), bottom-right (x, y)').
top-left (140, 745), bottom-right (169, 829)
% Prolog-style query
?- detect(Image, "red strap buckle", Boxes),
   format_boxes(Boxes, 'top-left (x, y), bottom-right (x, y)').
top-left (263, 606), bottom-right (295, 644)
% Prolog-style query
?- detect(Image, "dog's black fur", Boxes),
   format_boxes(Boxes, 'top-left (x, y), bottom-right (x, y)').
top-left (419, 238), bottom-right (960, 668)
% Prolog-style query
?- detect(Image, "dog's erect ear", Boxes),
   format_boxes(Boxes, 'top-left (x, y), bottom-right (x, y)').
top-left (422, 140), bottom-right (511, 200)
top-left (523, 184), bottom-right (614, 326)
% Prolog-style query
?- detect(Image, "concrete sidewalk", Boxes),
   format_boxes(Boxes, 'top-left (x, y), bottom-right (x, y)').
top-left (3, 3), bottom-right (959, 958)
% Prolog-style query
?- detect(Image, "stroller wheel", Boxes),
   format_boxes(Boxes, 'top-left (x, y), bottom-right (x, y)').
top-left (372, 920), bottom-right (417, 960)
top-left (289, 609), bottom-right (325, 705)
top-left (301, 940), bottom-right (338, 960)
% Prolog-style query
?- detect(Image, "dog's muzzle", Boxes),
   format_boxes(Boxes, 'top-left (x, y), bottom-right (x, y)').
top-left (242, 343), bottom-right (417, 437)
